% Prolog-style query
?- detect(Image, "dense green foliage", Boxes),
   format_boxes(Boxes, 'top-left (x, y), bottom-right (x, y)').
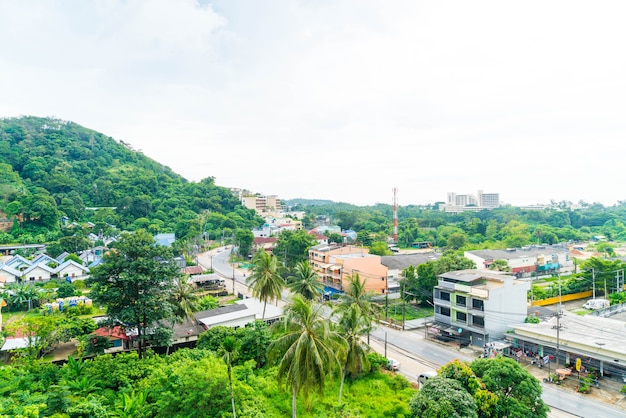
top-left (0, 348), bottom-right (415, 417)
top-left (0, 116), bottom-right (262, 246)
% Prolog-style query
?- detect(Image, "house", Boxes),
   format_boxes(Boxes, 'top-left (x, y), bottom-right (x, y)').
top-left (307, 230), bottom-right (328, 245)
top-left (194, 297), bottom-right (283, 329)
top-left (431, 269), bottom-right (530, 347)
top-left (464, 244), bottom-right (574, 278)
top-left (155, 233), bottom-right (176, 247)
top-left (55, 260), bottom-right (90, 281)
top-left (92, 326), bottom-right (132, 353)
top-left (0, 263), bottom-right (21, 284)
top-left (252, 237), bottom-right (277, 253)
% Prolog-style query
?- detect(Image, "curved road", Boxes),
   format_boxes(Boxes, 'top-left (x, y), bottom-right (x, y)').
top-left (200, 248), bottom-right (626, 418)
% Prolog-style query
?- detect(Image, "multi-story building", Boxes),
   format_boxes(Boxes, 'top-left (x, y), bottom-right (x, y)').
top-left (242, 195), bottom-right (282, 215)
top-left (432, 269), bottom-right (530, 347)
top-left (309, 244), bottom-right (389, 294)
top-left (464, 244), bottom-right (573, 278)
top-left (439, 189), bottom-right (500, 213)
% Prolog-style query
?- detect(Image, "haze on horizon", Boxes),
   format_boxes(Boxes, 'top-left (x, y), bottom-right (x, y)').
top-left (1, 1), bottom-right (625, 208)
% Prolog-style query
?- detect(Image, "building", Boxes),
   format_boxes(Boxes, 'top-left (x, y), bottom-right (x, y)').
top-left (432, 269), bottom-right (530, 347)
top-left (439, 190), bottom-right (500, 213)
top-left (464, 244), bottom-right (573, 278)
top-left (380, 252), bottom-right (441, 295)
top-left (506, 313), bottom-right (626, 378)
top-left (309, 244), bottom-right (389, 295)
top-left (242, 195), bottom-right (282, 215)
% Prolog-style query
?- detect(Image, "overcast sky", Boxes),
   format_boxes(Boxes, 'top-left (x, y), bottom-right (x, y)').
top-left (1, 1), bottom-right (625, 207)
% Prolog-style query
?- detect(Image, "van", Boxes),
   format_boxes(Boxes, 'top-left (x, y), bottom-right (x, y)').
top-left (418, 371), bottom-right (437, 388)
top-left (583, 299), bottom-right (610, 310)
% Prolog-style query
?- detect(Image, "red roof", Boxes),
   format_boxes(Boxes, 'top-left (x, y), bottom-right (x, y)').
top-left (92, 326), bottom-right (130, 341)
top-left (183, 265), bottom-right (204, 275)
top-left (254, 237), bottom-right (277, 244)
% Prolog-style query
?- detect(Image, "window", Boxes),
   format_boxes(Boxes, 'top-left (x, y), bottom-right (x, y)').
top-left (472, 299), bottom-right (484, 311)
top-left (456, 312), bottom-right (467, 322)
top-left (473, 316), bottom-right (484, 327)
top-left (440, 292), bottom-right (450, 302)
top-left (456, 295), bottom-right (466, 307)
top-left (439, 307), bottom-right (450, 317)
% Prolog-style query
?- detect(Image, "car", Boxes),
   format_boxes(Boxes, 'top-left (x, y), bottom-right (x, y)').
top-left (386, 358), bottom-right (400, 371)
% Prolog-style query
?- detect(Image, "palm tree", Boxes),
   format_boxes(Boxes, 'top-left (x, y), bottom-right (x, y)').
top-left (221, 335), bottom-right (240, 418)
top-left (269, 294), bottom-right (345, 418)
top-left (287, 261), bottom-right (323, 301)
top-left (246, 251), bottom-right (285, 319)
top-left (333, 303), bottom-right (372, 404)
top-left (170, 275), bottom-right (199, 321)
top-left (338, 273), bottom-right (381, 333)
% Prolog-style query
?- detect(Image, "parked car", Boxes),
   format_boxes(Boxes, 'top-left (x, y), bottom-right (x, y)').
top-left (417, 371), bottom-right (437, 388)
top-left (386, 358), bottom-right (401, 371)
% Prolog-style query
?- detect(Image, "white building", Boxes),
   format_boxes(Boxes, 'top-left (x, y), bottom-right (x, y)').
top-left (432, 269), bottom-right (530, 347)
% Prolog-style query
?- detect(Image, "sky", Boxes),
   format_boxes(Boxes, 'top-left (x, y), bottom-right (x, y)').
top-left (1, 0), bottom-right (625, 207)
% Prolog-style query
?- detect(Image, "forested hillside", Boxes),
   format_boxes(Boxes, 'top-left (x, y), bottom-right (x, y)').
top-left (0, 116), bottom-right (262, 247)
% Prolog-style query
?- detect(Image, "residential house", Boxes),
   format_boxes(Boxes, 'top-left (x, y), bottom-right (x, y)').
top-left (380, 252), bottom-right (441, 295)
top-left (432, 269), bottom-right (530, 347)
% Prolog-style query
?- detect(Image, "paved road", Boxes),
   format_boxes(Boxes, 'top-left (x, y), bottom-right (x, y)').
top-left (200, 248), bottom-right (626, 418)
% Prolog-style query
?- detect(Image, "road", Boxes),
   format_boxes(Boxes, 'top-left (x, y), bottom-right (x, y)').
top-left (200, 248), bottom-right (626, 418)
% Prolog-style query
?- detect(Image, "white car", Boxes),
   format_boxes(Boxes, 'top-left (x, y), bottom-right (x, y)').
top-left (386, 358), bottom-right (401, 371)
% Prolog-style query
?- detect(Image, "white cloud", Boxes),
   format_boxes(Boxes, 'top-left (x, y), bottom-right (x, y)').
top-left (1, 0), bottom-right (625, 206)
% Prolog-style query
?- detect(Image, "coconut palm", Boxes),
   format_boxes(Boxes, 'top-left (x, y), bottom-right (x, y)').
top-left (338, 272), bottom-right (381, 331)
top-left (246, 251), bottom-right (285, 319)
top-left (269, 294), bottom-right (345, 418)
top-left (170, 275), bottom-right (199, 321)
top-left (221, 335), bottom-right (240, 418)
top-left (287, 261), bottom-right (324, 301)
top-left (333, 303), bottom-right (372, 404)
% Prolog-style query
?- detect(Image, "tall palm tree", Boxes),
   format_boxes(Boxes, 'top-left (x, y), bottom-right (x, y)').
top-left (338, 272), bottom-right (381, 333)
top-left (221, 335), bottom-right (240, 418)
top-left (333, 303), bottom-right (372, 404)
top-left (246, 251), bottom-right (285, 319)
top-left (170, 275), bottom-right (199, 322)
top-left (287, 261), bottom-right (324, 301)
top-left (269, 294), bottom-right (345, 418)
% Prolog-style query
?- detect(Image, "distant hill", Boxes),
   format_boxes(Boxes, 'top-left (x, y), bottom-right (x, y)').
top-left (283, 198), bottom-right (337, 207)
top-left (0, 116), bottom-right (262, 242)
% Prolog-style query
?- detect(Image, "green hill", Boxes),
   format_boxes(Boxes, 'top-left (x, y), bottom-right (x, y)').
top-left (0, 116), bottom-right (262, 246)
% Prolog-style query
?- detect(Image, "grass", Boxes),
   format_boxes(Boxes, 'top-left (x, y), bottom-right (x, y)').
top-left (382, 302), bottom-right (433, 321)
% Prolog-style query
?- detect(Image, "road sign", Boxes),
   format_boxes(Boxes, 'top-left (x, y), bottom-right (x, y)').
top-left (543, 355), bottom-right (550, 364)
top-left (576, 358), bottom-right (582, 372)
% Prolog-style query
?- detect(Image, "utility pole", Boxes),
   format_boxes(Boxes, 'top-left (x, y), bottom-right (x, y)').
top-left (552, 311), bottom-right (563, 369)
top-left (592, 268), bottom-right (596, 299)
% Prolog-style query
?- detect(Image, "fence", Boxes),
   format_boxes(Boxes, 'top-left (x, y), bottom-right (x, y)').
top-left (530, 290), bottom-right (592, 307)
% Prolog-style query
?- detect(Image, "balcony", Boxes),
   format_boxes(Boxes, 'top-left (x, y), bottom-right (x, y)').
top-left (437, 281), bottom-right (455, 290)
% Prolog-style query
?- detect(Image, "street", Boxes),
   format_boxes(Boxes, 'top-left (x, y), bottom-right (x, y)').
top-left (199, 247), bottom-right (626, 418)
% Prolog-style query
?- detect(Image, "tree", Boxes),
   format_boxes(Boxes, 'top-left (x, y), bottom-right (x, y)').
top-left (269, 295), bottom-right (345, 417)
top-left (447, 232), bottom-right (468, 250)
top-left (170, 275), bottom-right (199, 322)
top-left (409, 376), bottom-right (478, 418)
top-left (274, 230), bottom-right (318, 267)
top-left (221, 335), bottom-right (240, 418)
top-left (246, 250), bottom-right (285, 319)
top-left (287, 261), bottom-right (323, 301)
top-left (235, 228), bottom-right (254, 258)
top-left (337, 273), bottom-right (381, 344)
top-left (489, 259), bottom-right (510, 272)
top-left (88, 230), bottom-right (181, 359)
top-left (332, 303), bottom-right (371, 404)
top-left (369, 241), bottom-right (392, 256)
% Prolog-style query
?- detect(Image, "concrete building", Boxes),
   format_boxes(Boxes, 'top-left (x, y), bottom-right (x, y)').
top-left (464, 244), bottom-right (573, 278)
top-left (309, 244), bottom-right (389, 294)
top-left (242, 195), bottom-right (282, 215)
top-left (506, 313), bottom-right (626, 378)
top-left (432, 269), bottom-right (530, 347)
top-left (439, 190), bottom-right (500, 213)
